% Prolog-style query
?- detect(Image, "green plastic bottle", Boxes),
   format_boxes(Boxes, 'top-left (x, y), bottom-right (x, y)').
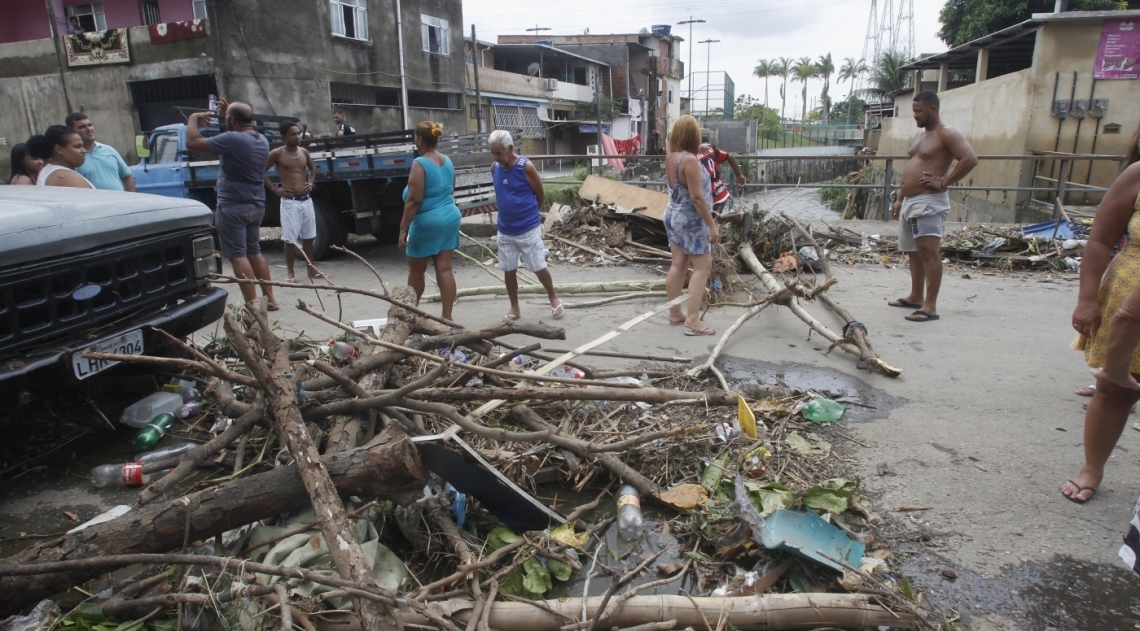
top-left (803, 398), bottom-right (845, 424)
top-left (132, 413), bottom-right (175, 452)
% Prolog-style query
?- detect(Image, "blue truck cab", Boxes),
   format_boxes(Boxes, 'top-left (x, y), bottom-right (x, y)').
top-left (132, 124), bottom-right (496, 259)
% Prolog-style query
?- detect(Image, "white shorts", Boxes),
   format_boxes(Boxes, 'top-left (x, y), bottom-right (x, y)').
top-left (281, 197), bottom-right (317, 243)
top-left (497, 226), bottom-right (547, 272)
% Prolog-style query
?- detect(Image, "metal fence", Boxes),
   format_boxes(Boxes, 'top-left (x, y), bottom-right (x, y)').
top-left (526, 151), bottom-right (1126, 222)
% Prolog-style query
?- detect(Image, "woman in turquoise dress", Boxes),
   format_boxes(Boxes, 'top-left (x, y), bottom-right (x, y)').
top-left (400, 121), bottom-right (462, 321)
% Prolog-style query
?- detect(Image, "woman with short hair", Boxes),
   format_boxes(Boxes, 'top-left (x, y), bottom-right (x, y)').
top-left (663, 114), bottom-right (719, 336)
top-left (400, 121), bottom-right (462, 321)
top-left (27, 125), bottom-right (95, 189)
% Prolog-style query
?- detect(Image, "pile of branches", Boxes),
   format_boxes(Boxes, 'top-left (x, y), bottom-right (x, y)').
top-left (0, 243), bottom-right (945, 630)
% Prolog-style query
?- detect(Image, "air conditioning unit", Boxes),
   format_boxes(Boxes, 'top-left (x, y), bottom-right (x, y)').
top-left (544, 78), bottom-right (558, 91)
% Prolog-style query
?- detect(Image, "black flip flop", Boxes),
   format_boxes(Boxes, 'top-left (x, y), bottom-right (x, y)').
top-left (906, 310), bottom-right (940, 322)
top-left (1064, 480), bottom-right (1097, 504)
top-left (889, 298), bottom-right (922, 309)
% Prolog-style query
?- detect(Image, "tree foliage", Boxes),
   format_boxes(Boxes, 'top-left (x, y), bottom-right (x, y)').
top-left (861, 51), bottom-right (910, 100)
top-left (937, 0), bottom-right (1137, 47)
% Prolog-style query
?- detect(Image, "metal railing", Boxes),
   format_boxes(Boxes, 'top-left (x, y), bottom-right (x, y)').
top-left (527, 151), bottom-right (1126, 221)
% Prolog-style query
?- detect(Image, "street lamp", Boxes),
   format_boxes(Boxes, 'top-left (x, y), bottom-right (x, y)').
top-left (698, 38), bottom-right (719, 117)
top-left (677, 17), bottom-right (704, 107)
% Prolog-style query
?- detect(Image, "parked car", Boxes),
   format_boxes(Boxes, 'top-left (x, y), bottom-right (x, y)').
top-left (0, 187), bottom-right (227, 405)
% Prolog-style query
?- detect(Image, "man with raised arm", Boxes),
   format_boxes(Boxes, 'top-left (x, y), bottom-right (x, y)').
top-left (888, 90), bottom-right (977, 322)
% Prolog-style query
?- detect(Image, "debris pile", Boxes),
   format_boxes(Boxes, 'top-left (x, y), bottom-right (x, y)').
top-left (0, 254), bottom-right (941, 629)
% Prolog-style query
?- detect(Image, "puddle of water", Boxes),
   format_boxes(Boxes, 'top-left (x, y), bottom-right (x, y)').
top-left (715, 355), bottom-right (906, 423)
top-left (897, 550), bottom-right (1140, 630)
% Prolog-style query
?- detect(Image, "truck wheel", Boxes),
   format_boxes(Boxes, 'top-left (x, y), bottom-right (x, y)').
top-left (334, 212), bottom-right (351, 248)
top-left (313, 207), bottom-right (339, 260)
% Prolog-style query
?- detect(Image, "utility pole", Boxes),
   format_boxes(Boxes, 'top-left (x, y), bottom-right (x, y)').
top-left (595, 68), bottom-right (603, 173)
top-left (699, 39), bottom-right (719, 117)
top-left (526, 25), bottom-right (551, 79)
top-left (471, 25), bottom-right (483, 133)
top-left (677, 17), bottom-right (704, 106)
top-left (44, 0), bottom-right (72, 113)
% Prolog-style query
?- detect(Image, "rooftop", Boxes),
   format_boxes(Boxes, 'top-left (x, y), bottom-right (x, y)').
top-left (492, 43), bottom-right (610, 68)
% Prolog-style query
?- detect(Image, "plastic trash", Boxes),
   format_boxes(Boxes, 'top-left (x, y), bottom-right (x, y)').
top-left (176, 402), bottom-right (200, 419)
top-left (803, 398), bottom-right (845, 424)
top-left (714, 421), bottom-right (738, 442)
top-left (1064, 257), bottom-right (1081, 271)
top-left (1062, 238), bottom-right (1088, 250)
top-left (510, 354), bottom-right (535, 367)
top-left (550, 365), bottom-right (585, 380)
top-left (616, 484), bottom-right (643, 541)
top-left (120, 391), bottom-right (183, 428)
top-left (2, 599), bottom-right (60, 631)
top-left (329, 339), bottom-right (358, 360)
top-left (91, 462), bottom-right (171, 488)
top-left (712, 279), bottom-right (723, 291)
top-left (66, 505), bottom-right (132, 534)
top-left (164, 378), bottom-right (201, 403)
top-left (445, 482), bottom-right (467, 527)
top-left (131, 413), bottom-right (176, 451)
top-left (798, 246), bottom-right (819, 261)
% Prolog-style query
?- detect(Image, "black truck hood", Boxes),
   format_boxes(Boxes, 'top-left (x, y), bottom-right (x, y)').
top-left (0, 188), bottom-right (213, 268)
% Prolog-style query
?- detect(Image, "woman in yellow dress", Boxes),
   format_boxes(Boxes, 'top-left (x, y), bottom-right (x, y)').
top-left (1067, 158), bottom-right (1140, 503)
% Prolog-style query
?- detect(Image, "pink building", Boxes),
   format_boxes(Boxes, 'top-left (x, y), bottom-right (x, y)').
top-left (0, 0), bottom-right (202, 45)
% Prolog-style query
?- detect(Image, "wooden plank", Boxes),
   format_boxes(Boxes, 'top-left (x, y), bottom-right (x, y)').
top-left (578, 175), bottom-right (669, 222)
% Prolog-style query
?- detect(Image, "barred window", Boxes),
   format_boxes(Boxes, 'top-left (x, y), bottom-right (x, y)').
top-left (492, 104), bottom-right (543, 139)
top-left (331, 82), bottom-right (401, 107)
top-left (129, 75), bottom-right (217, 105)
top-left (408, 90), bottom-right (461, 110)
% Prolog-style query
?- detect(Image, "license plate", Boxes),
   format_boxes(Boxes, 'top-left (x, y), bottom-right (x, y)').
top-left (73, 330), bottom-right (144, 380)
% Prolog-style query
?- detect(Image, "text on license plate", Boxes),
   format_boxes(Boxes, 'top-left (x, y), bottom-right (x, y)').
top-left (73, 330), bottom-right (144, 380)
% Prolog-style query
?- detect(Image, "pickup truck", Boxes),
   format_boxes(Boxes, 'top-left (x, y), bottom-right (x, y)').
top-left (132, 124), bottom-right (497, 259)
top-left (0, 187), bottom-right (226, 406)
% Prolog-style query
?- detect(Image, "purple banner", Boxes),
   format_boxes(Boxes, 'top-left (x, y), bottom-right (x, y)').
top-left (1095, 18), bottom-right (1140, 80)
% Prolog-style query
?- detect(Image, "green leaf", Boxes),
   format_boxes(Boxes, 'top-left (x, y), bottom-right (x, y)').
top-left (803, 479), bottom-right (854, 514)
top-left (498, 567), bottom-right (527, 597)
top-left (747, 481), bottom-right (795, 517)
top-left (486, 526), bottom-right (521, 552)
top-left (685, 550), bottom-right (713, 562)
top-left (521, 557), bottom-right (553, 597)
top-left (550, 522), bottom-right (589, 549)
top-left (72, 604), bottom-right (107, 623)
top-left (899, 576), bottom-right (915, 601)
top-left (787, 564), bottom-right (813, 593)
top-left (784, 431), bottom-right (831, 458)
top-left (148, 621), bottom-right (177, 631)
top-left (700, 453), bottom-right (731, 492)
top-left (547, 558), bottom-right (573, 582)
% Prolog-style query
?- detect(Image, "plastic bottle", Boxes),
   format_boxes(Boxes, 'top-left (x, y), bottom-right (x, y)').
top-left (131, 413), bottom-right (176, 452)
top-left (120, 392), bottom-right (183, 428)
top-left (803, 398), bottom-right (845, 424)
top-left (616, 485), bottom-right (643, 541)
top-left (329, 339), bottom-right (357, 360)
top-left (176, 402), bottom-right (200, 419)
top-left (90, 443), bottom-right (196, 488)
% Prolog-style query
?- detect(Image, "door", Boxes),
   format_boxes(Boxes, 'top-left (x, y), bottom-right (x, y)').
top-left (133, 132), bottom-right (187, 199)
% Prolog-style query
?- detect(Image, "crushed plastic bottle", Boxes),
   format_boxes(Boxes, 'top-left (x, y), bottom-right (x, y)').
top-left (510, 355), bottom-right (536, 367)
top-left (616, 485), bottom-right (643, 541)
top-left (329, 339), bottom-right (358, 360)
top-left (176, 402), bottom-right (200, 419)
top-left (803, 398), bottom-right (845, 424)
top-left (131, 413), bottom-right (176, 451)
top-left (120, 391), bottom-right (184, 428)
top-left (90, 444), bottom-right (194, 488)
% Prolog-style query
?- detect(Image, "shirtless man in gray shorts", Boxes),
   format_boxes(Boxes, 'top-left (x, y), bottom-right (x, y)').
top-left (888, 90), bottom-right (977, 322)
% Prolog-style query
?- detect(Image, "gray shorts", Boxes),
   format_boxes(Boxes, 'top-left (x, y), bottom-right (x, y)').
top-left (898, 192), bottom-right (950, 252)
top-left (216, 202), bottom-right (265, 259)
top-left (497, 225), bottom-right (547, 272)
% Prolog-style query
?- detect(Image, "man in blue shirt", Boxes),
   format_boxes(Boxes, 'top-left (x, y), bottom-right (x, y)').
top-left (488, 130), bottom-right (562, 321)
top-left (66, 113), bottom-right (135, 192)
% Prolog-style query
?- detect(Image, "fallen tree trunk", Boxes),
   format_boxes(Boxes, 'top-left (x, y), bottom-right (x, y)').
top-left (415, 593), bottom-right (916, 630)
top-left (0, 427), bottom-right (427, 617)
top-left (737, 242), bottom-right (902, 377)
top-left (422, 280), bottom-right (666, 302)
top-left (406, 386), bottom-right (738, 406)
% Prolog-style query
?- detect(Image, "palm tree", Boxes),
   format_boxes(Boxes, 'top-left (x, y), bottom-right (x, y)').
top-left (838, 57), bottom-right (868, 124)
top-left (753, 59), bottom-right (774, 109)
top-left (816, 53), bottom-right (835, 123)
top-left (792, 57), bottom-right (818, 122)
top-left (775, 57), bottom-right (792, 122)
top-left (861, 51), bottom-right (909, 101)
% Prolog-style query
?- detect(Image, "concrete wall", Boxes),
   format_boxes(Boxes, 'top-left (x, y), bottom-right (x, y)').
top-left (880, 68), bottom-right (1033, 222)
top-left (1024, 20), bottom-right (1140, 201)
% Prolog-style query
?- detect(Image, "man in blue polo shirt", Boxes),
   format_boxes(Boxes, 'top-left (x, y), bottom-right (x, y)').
top-left (66, 112), bottom-right (135, 192)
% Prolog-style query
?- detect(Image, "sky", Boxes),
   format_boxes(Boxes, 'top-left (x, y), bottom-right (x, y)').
top-left (462, 0), bottom-right (948, 117)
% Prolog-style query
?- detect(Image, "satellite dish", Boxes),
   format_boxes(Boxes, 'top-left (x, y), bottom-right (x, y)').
top-left (639, 27), bottom-right (649, 34)
top-left (527, 62), bottom-right (540, 76)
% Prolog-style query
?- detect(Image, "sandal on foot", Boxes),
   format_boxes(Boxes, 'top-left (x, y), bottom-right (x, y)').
top-left (685, 326), bottom-right (716, 336)
top-left (266, 302), bottom-right (280, 312)
top-left (1063, 480), bottom-right (1097, 504)
top-left (669, 319), bottom-right (686, 326)
top-left (502, 314), bottom-right (520, 322)
top-left (284, 277), bottom-right (297, 284)
top-left (889, 298), bottom-right (922, 309)
top-left (551, 301), bottom-right (564, 318)
top-left (1077, 385), bottom-right (1096, 397)
top-left (906, 310), bottom-right (939, 322)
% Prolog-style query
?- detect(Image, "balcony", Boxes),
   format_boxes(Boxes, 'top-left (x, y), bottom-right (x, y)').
top-left (466, 65), bottom-right (545, 98)
top-left (549, 80), bottom-right (595, 103)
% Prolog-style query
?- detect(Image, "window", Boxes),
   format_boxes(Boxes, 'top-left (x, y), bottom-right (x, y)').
top-left (492, 104), bottom-right (543, 139)
top-left (469, 103), bottom-right (482, 119)
top-left (421, 14), bottom-right (449, 55)
top-left (192, 0), bottom-right (207, 19)
top-left (668, 88), bottom-right (673, 104)
top-left (408, 90), bottom-right (460, 110)
top-left (66, 3), bottom-right (107, 32)
top-left (331, 82), bottom-right (400, 106)
top-left (151, 133), bottom-right (179, 164)
top-left (140, 0), bottom-right (161, 26)
top-left (331, 0), bottom-right (368, 41)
